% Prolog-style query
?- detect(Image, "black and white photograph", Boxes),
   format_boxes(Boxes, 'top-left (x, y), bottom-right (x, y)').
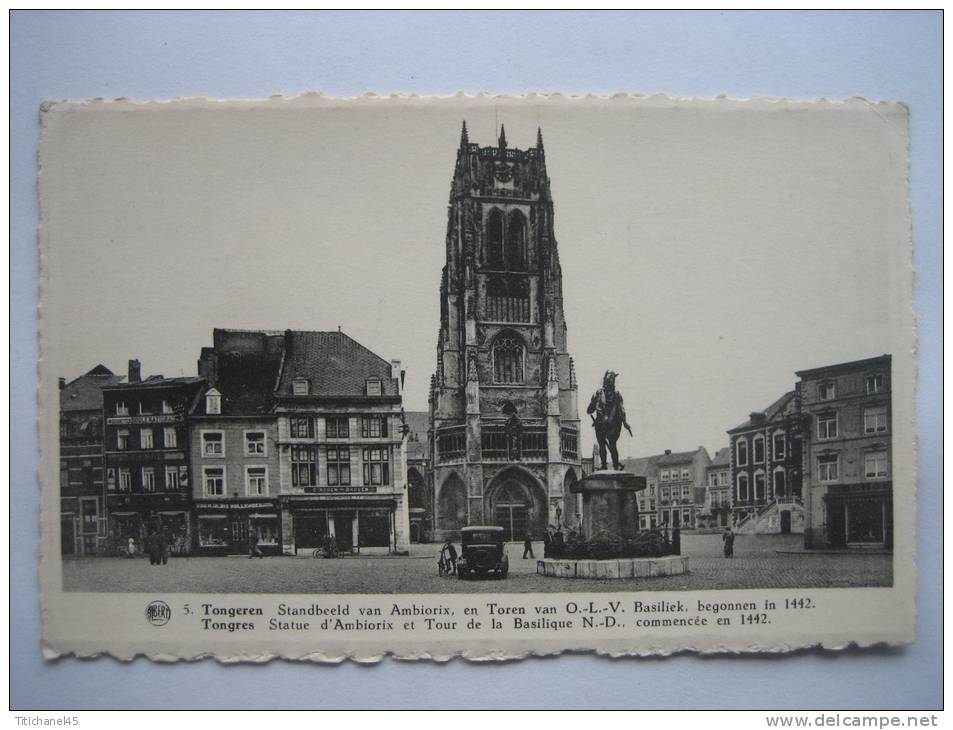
top-left (38, 94), bottom-right (914, 659)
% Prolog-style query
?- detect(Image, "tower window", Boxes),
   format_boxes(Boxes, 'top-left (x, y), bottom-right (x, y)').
top-left (487, 208), bottom-right (504, 268)
top-left (505, 210), bottom-right (527, 270)
top-left (492, 333), bottom-right (525, 384)
top-left (486, 276), bottom-right (530, 322)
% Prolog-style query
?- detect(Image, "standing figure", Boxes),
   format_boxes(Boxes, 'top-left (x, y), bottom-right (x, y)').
top-left (523, 531), bottom-right (535, 559)
top-left (442, 539), bottom-right (458, 575)
top-left (722, 527), bottom-right (735, 558)
top-left (587, 370), bottom-right (633, 471)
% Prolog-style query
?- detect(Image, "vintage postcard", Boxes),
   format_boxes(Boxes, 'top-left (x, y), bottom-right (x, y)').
top-left (38, 94), bottom-right (915, 661)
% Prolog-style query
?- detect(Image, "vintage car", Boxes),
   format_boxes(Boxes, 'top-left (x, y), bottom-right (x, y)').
top-left (457, 525), bottom-right (509, 579)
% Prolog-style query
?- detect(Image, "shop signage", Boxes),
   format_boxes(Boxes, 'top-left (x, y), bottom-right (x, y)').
top-left (302, 486), bottom-right (378, 494)
top-left (107, 414), bottom-right (179, 426)
top-left (194, 501), bottom-right (275, 511)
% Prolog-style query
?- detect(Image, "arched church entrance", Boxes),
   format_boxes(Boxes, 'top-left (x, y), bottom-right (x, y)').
top-left (437, 473), bottom-right (467, 534)
top-left (485, 468), bottom-right (547, 542)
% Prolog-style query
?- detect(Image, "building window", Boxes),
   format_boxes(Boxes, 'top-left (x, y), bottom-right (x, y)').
top-left (754, 471), bottom-right (765, 501)
top-left (753, 435), bottom-right (765, 463)
top-left (737, 474), bottom-right (749, 502)
top-left (138, 401), bottom-right (152, 415)
top-left (326, 416), bottom-right (350, 439)
top-left (773, 468), bottom-right (786, 497)
top-left (817, 454), bottom-right (839, 482)
top-left (245, 431), bottom-right (266, 456)
top-left (117, 429), bottom-right (130, 450)
top-left (681, 468), bottom-right (691, 480)
top-left (682, 485), bottom-right (691, 498)
top-left (141, 467), bottom-right (156, 492)
top-left (660, 486), bottom-right (669, 500)
top-left (327, 447), bottom-right (351, 486)
top-left (866, 373), bottom-right (885, 394)
top-left (362, 448), bottom-right (390, 486)
top-left (864, 406), bottom-right (888, 434)
top-left (486, 208), bottom-right (505, 268)
top-left (165, 466), bottom-right (180, 490)
top-left (202, 431), bottom-right (224, 457)
top-left (817, 413), bottom-right (838, 440)
top-left (736, 439), bottom-right (748, 466)
top-left (660, 470), bottom-right (668, 482)
top-left (291, 446), bottom-right (317, 487)
top-left (115, 401), bottom-right (129, 416)
top-left (246, 466), bottom-right (268, 496)
top-left (290, 417), bottom-right (314, 439)
top-left (773, 432), bottom-right (785, 459)
top-left (486, 275), bottom-right (530, 323)
top-left (492, 333), bottom-right (525, 384)
top-left (365, 378), bottom-right (382, 396)
top-left (161, 427), bottom-right (176, 449)
top-left (292, 378), bottom-right (310, 396)
top-left (864, 451), bottom-right (888, 479)
top-left (361, 415), bottom-right (388, 439)
top-left (140, 428), bottom-right (154, 449)
top-left (818, 381), bottom-right (836, 401)
top-left (205, 390), bottom-right (221, 415)
top-left (118, 468), bottom-right (131, 492)
top-left (80, 498), bottom-right (98, 532)
top-left (203, 467), bottom-right (225, 496)
top-left (161, 399), bottom-right (174, 414)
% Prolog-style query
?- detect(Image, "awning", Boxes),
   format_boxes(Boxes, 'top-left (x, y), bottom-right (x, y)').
top-left (197, 514), bottom-right (227, 520)
top-left (157, 511), bottom-right (186, 516)
top-left (249, 513), bottom-right (277, 520)
top-left (110, 511), bottom-right (136, 517)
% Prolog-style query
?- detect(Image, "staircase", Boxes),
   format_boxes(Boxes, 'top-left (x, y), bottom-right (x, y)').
top-left (734, 497), bottom-right (805, 535)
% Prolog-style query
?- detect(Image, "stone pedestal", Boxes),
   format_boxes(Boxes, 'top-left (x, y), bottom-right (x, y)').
top-left (570, 470), bottom-right (646, 541)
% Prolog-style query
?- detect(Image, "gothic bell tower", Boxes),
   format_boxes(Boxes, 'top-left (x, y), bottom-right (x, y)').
top-left (429, 123), bottom-right (581, 541)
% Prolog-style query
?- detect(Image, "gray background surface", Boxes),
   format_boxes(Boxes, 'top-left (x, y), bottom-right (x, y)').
top-left (11, 10), bottom-right (942, 709)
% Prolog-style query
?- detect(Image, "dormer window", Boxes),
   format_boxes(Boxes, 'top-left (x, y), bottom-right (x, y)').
top-left (205, 388), bottom-right (221, 415)
top-left (292, 378), bottom-right (311, 396)
top-left (365, 378), bottom-right (382, 397)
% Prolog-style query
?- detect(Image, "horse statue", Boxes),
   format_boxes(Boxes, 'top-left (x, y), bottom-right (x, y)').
top-left (587, 370), bottom-right (633, 471)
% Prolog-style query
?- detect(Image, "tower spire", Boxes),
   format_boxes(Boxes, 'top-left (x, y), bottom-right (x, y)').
top-left (498, 123), bottom-right (507, 150)
top-left (460, 120), bottom-right (468, 147)
top-left (536, 126), bottom-right (544, 151)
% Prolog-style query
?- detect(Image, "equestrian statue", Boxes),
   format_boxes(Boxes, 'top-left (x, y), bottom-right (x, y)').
top-left (587, 370), bottom-right (633, 471)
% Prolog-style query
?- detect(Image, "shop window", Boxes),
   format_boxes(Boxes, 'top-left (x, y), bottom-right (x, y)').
top-left (251, 519), bottom-right (278, 546)
top-left (864, 406), bottom-right (888, 434)
top-left (291, 446), bottom-right (317, 488)
top-left (163, 427), bottom-right (177, 448)
top-left (327, 447), bottom-right (351, 486)
top-left (117, 429), bottom-right (130, 450)
top-left (118, 468), bottom-right (131, 492)
top-left (245, 431), bottom-right (266, 456)
top-left (362, 448), bottom-right (390, 486)
top-left (246, 466), bottom-right (268, 496)
top-left (361, 415), bottom-right (388, 438)
top-left (326, 416), bottom-right (350, 439)
top-left (864, 451), bottom-right (888, 479)
top-left (203, 467), bottom-right (225, 496)
top-left (290, 417), bottom-right (314, 439)
top-left (202, 431), bottom-right (224, 457)
top-left (817, 454), bottom-right (839, 482)
top-left (816, 413), bottom-right (838, 440)
top-left (165, 466), bottom-right (181, 490)
top-left (141, 467), bottom-right (156, 492)
top-left (140, 428), bottom-right (154, 449)
top-left (198, 518), bottom-right (228, 547)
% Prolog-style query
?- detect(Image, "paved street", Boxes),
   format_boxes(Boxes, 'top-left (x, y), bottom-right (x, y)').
top-left (63, 533), bottom-right (891, 594)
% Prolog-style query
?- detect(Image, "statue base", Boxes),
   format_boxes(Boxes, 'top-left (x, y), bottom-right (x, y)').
top-left (537, 555), bottom-right (689, 579)
top-left (570, 470), bottom-right (646, 542)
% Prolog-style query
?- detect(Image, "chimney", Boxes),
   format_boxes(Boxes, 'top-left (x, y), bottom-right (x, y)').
top-left (128, 359), bottom-right (141, 383)
top-left (750, 412), bottom-right (766, 426)
top-left (664, 449), bottom-right (672, 455)
top-left (391, 359), bottom-right (402, 394)
top-left (58, 377), bottom-right (66, 390)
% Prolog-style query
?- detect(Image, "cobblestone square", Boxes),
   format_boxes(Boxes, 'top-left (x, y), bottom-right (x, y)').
top-left (63, 533), bottom-right (892, 594)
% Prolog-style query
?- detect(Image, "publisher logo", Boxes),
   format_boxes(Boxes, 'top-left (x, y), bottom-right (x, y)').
top-left (146, 600), bottom-right (171, 627)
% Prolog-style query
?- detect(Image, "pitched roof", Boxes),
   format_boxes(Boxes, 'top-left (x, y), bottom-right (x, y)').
top-left (60, 367), bottom-right (124, 412)
top-left (277, 331), bottom-right (398, 398)
top-left (195, 349), bottom-right (284, 416)
top-left (728, 390), bottom-right (797, 433)
top-left (622, 454), bottom-right (660, 477)
top-left (106, 375), bottom-right (205, 391)
top-left (709, 447), bottom-right (731, 468)
top-left (403, 410), bottom-right (430, 460)
top-left (655, 449), bottom-right (701, 467)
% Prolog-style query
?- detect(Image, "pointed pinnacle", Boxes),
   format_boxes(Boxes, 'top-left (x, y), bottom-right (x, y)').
top-left (537, 126), bottom-right (544, 150)
top-left (498, 123), bottom-right (507, 149)
top-left (460, 120), bottom-right (468, 146)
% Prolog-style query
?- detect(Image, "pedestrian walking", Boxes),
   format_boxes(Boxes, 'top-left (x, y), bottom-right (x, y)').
top-left (126, 536), bottom-right (137, 558)
top-left (442, 540), bottom-right (457, 575)
top-left (722, 527), bottom-right (735, 558)
top-left (249, 528), bottom-right (264, 559)
top-left (523, 532), bottom-right (535, 559)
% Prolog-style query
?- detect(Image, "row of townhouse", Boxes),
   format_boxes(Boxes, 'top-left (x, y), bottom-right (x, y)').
top-left (707, 354), bottom-right (892, 548)
top-left (623, 354), bottom-right (892, 550)
top-left (60, 328), bottom-right (413, 556)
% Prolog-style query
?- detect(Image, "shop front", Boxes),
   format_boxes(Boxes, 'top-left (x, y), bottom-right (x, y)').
top-left (105, 493), bottom-right (192, 556)
top-left (279, 494), bottom-right (398, 555)
top-left (824, 483), bottom-right (893, 549)
top-left (193, 499), bottom-right (281, 556)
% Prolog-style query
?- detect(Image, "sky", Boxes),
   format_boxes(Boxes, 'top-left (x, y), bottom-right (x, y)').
top-left (40, 95), bottom-right (910, 460)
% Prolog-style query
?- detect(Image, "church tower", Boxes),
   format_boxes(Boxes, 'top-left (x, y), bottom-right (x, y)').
top-left (429, 123), bottom-right (581, 541)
